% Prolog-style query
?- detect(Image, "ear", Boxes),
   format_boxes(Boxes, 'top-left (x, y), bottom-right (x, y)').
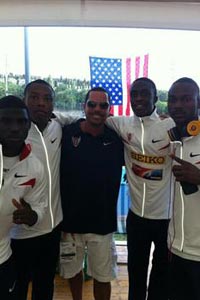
top-left (23, 96), bottom-right (27, 105)
top-left (28, 119), bottom-right (31, 130)
top-left (197, 95), bottom-right (200, 109)
top-left (82, 102), bottom-right (86, 111)
top-left (154, 95), bottom-right (158, 104)
top-left (106, 106), bottom-right (111, 117)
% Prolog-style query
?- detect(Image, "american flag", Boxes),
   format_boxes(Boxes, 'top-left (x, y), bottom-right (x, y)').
top-left (89, 54), bottom-right (149, 116)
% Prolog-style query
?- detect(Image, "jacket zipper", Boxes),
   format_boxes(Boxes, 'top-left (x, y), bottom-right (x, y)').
top-left (140, 119), bottom-right (146, 217)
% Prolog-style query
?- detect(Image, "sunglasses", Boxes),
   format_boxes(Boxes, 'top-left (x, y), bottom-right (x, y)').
top-left (86, 100), bottom-right (110, 110)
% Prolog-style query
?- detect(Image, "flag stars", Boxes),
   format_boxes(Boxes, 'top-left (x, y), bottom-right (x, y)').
top-left (90, 56), bottom-right (123, 105)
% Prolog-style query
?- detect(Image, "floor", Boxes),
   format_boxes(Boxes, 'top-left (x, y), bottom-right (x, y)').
top-left (53, 264), bottom-right (128, 300)
top-left (28, 243), bottom-right (128, 300)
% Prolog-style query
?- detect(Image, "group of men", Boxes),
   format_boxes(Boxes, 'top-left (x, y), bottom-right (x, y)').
top-left (0, 76), bottom-right (200, 300)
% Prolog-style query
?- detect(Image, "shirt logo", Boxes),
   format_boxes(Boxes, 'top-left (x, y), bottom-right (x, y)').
top-left (190, 152), bottom-right (200, 157)
top-left (51, 138), bottom-right (57, 144)
top-left (72, 136), bottom-right (81, 147)
top-left (103, 142), bottom-right (113, 146)
top-left (131, 151), bottom-right (165, 165)
top-left (132, 162), bottom-right (163, 181)
top-left (152, 139), bottom-right (163, 143)
top-left (19, 178), bottom-right (36, 188)
top-left (9, 280), bottom-right (16, 293)
top-left (14, 173), bottom-right (27, 178)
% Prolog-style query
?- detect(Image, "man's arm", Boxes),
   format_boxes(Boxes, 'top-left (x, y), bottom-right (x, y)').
top-left (53, 111), bottom-right (80, 126)
top-left (105, 116), bottom-right (123, 136)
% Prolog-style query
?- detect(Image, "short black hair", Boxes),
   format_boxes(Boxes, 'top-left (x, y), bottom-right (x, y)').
top-left (0, 95), bottom-right (30, 119)
top-left (130, 77), bottom-right (157, 98)
top-left (24, 79), bottom-right (55, 97)
top-left (84, 87), bottom-right (111, 104)
top-left (169, 77), bottom-right (200, 95)
top-left (0, 95), bottom-right (27, 109)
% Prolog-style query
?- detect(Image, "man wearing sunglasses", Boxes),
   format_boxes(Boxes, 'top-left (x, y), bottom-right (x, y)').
top-left (106, 77), bottom-right (173, 300)
top-left (60, 87), bottom-right (124, 300)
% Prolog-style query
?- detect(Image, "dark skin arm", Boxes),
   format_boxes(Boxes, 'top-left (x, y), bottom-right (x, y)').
top-left (12, 198), bottom-right (38, 226)
top-left (171, 155), bottom-right (200, 185)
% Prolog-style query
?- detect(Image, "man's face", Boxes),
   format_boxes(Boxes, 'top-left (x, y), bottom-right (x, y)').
top-left (131, 80), bottom-right (156, 117)
top-left (24, 83), bottom-right (54, 126)
top-left (168, 82), bottom-right (200, 127)
top-left (84, 91), bottom-right (110, 127)
top-left (0, 108), bottom-right (30, 151)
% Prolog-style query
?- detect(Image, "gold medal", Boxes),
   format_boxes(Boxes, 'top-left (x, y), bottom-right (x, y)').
top-left (187, 120), bottom-right (200, 136)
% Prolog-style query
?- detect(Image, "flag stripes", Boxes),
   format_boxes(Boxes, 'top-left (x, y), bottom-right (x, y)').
top-left (89, 54), bottom-right (149, 116)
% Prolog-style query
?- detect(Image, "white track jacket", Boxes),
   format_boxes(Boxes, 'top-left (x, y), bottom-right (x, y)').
top-left (0, 144), bottom-right (47, 264)
top-left (106, 110), bottom-right (174, 219)
top-left (24, 120), bottom-right (63, 233)
top-left (168, 134), bottom-right (200, 261)
top-left (12, 115), bottom-right (76, 236)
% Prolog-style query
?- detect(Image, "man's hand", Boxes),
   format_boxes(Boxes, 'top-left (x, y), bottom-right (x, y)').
top-left (171, 155), bottom-right (200, 185)
top-left (12, 198), bottom-right (38, 226)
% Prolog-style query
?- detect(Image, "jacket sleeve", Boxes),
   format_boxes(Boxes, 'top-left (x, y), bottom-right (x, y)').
top-left (106, 116), bottom-right (123, 137)
top-left (54, 112), bottom-right (80, 126)
top-left (23, 160), bottom-right (48, 225)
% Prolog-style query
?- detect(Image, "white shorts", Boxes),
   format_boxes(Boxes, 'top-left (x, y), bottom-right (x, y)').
top-left (59, 232), bottom-right (117, 282)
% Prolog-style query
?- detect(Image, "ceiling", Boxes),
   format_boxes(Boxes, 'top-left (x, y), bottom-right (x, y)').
top-left (0, 1), bottom-right (200, 30)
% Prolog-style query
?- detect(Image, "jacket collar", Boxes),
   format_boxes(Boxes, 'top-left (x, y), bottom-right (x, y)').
top-left (19, 143), bottom-right (31, 161)
top-left (133, 108), bottom-right (160, 124)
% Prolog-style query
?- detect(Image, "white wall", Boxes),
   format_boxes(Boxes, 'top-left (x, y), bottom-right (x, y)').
top-left (0, 1), bottom-right (200, 30)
